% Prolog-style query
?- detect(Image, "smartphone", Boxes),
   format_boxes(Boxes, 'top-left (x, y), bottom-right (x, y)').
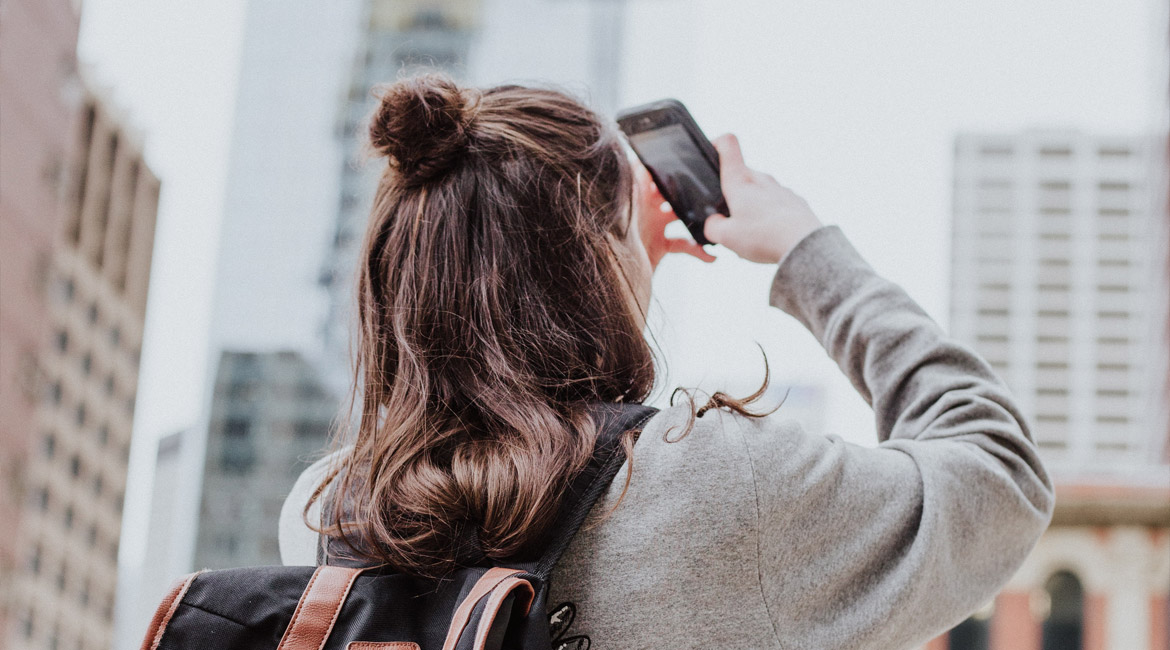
top-left (616, 99), bottom-right (727, 246)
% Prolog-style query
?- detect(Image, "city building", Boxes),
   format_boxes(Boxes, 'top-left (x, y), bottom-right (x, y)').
top-left (0, 0), bottom-right (82, 638)
top-left (930, 130), bottom-right (1170, 650)
top-left (115, 430), bottom-right (189, 649)
top-left (7, 86), bottom-right (160, 650)
top-left (317, 0), bottom-right (634, 398)
top-left (193, 350), bottom-right (336, 570)
top-left (318, 0), bottom-right (481, 397)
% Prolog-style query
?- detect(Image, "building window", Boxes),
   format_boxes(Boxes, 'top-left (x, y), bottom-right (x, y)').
top-left (44, 433), bottom-right (56, 458)
top-left (1098, 147), bottom-right (1131, 158)
top-left (21, 607), bottom-right (33, 638)
top-left (76, 403), bottom-right (87, 426)
top-left (29, 544), bottom-right (42, 574)
top-left (70, 455), bottom-right (81, 477)
top-left (64, 505), bottom-right (74, 529)
top-left (58, 277), bottom-right (75, 303)
top-left (87, 302), bottom-right (99, 324)
top-left (104, 374), bottom-right (115, 396)
top-left (56, 329), bottom-right (69, 352)
top-left (109, 326), bottom-right (121, 347)
top-left (1042, 571), bottom-right (1084, 650)
top-left (81, 353), bottom-right (92, 376)
top-left (1038, 146), bottom-right (1072, 158)
top-left (98, 423), bottom-right (110, 446)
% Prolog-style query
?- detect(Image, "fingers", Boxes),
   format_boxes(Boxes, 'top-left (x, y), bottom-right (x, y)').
top-left (664, 238), bottom-right (716, 262)
top-left (712, 133), bottom-right (748, 180)
top-left (703, 213), bottom-right (731, 245)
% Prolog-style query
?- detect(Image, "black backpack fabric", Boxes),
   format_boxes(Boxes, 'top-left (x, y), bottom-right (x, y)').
top-left (140, 403), bottom-right (657, 650)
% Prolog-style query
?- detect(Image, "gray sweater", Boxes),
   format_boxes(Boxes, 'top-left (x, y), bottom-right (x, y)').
top-left (278, 225), bottom-right (1054, 649)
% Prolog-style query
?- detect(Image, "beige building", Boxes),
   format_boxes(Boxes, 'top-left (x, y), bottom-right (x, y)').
top-left (7, 87), bottom-right (160, 650)
top-left (0, 0), bottom-right (81, 639)
top-left (931, 130), bottom-right (1170, 650)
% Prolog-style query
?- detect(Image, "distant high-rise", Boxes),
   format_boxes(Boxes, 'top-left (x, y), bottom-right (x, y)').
top-left (318, 0), bottom-right (632, 397)
top-left (0, 0), bottom-right (81, 638)
top-left (935, 130), bottom-right (1169, 650)
top-left (319, 0), bottom-right (481, 396)
top-left (193, 350), bottom-right (335, 570)
top-left (8, 86), bottom-right (160, 650)
top-left (950, 130), bottom-right (1167, 480)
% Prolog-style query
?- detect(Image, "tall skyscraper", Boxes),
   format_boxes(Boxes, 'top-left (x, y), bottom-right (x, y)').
top-left (950, 130), bottom-right (1167, 480)
top-left (155, 0), bottom-right (361, 591)
top-left (318, 0), bottom-right (632, 397)
top-left (193, 350), bottom-right (336, 570)
top-left (7, 86), bottom-right (160, 650)
top-left (933, 130), bottom-right (1170, 650)
top-left (318, 0), bottom-right (481, 396)
top-left (0, 0), bottom-right (81, 638)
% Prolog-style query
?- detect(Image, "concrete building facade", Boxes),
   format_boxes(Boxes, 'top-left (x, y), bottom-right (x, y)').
top-left (7, 87), bottom-right (160, 650)
top-left (116, 430), bottom-right (188, 649)
top-left (0, 0), bottom-right (82, 638)
top-left (193, 350), bottom-right (336, 570)
top-left (930, 130), bottom-right (1170, 650)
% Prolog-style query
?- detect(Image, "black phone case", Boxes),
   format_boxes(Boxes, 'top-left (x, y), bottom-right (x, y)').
top-left (616, 99), bottom-right (728, 246)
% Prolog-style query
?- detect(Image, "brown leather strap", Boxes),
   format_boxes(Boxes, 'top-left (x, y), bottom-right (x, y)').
top-left (440, 568), bottom-right (524, 650)
top-left (470, 576), bottom-right (535, 650)
top-left (140, 571), bottom-right (201, 650)
top-left (277, 566), bottom-right (365, 650)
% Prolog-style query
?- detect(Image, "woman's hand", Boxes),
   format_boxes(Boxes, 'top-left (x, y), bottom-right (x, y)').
top-left (634, 164), bottom-right (716, 272)
top-left (703, 134), bottom-right (823, 264)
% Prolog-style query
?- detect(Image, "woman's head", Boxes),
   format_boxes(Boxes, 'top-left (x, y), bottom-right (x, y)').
top-left (316, 74), bottom-right (656, 577)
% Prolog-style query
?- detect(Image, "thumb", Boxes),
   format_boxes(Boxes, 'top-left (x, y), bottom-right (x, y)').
top-left (712, 133), bottom-right (748, 180)
top-left (704, 213), bottom-right (732, 245)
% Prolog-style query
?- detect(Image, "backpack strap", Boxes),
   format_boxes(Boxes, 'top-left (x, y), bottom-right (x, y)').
top-left (528, 402), bottom-right (658, 579)
top-left (276, 566), bottom-right (365, 650)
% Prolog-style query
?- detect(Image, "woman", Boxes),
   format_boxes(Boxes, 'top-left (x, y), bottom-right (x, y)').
top-left (279, 74), bottom-right (1054, 649)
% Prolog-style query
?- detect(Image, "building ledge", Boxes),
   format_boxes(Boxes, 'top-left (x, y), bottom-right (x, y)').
top-left (1051, 482), bottom-right (1170, 526)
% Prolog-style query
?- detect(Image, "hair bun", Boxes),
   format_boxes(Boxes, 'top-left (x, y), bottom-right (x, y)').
top-left (370, 74), bottom-right (473, 186)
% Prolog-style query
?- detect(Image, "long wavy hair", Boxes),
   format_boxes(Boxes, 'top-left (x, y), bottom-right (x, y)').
top-left (307, 73), bottom-right (769, 578)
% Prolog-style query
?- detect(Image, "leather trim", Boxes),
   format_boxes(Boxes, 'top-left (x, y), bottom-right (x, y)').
top-left (140, 571), bottom-right (201, 650)
top-left (440, 567), bottom-right (524, 650)
top-left (346, 644), bottom-right (420, 650)
top-left (471, 576), bottom-right (535, 650)
top-left (277, 566), bottom-right (365, 650)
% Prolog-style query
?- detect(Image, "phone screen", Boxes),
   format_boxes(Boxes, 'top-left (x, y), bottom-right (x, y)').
top-left (627, 124), bottom-right (724, 233)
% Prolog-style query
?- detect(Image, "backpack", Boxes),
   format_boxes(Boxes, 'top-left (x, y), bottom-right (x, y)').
top-left (139, 403), bottom-right (658, 650)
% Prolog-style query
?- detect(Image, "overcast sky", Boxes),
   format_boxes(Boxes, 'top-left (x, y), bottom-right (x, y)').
top-left (77, 0), bottom-right (1163, 636)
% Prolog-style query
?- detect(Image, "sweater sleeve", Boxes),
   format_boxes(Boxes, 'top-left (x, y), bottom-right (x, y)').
top-left (743, 225), bottom-right (1054, 650)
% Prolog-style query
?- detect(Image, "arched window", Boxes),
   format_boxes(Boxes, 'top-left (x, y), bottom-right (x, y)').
top-left (1043, 570), bottom-right (1084, 650)
top-left (949, 600), bottom-right (993, 650)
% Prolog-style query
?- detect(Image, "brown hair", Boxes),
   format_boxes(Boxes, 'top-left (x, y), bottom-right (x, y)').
top-left (307, 73), bottom-right (769, 578)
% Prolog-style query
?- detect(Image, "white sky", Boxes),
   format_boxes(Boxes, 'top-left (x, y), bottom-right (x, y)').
top-left (77, 0), bottom-right (1162, 640)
